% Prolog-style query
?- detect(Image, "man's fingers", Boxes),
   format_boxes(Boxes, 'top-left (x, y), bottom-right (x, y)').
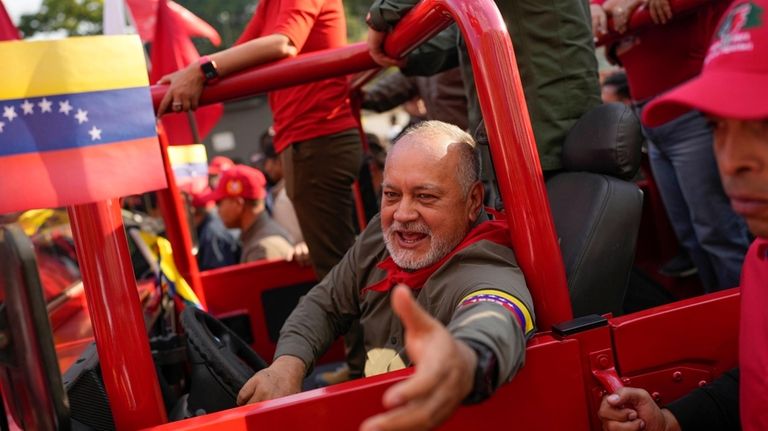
top-left (603, 419), bottom-right (646, 431)
top-left (157, 92), bottom-right (173, 117)
top-left (661, 0), bottom-right (673, 21)
top-left (237, 375), bottom-right (258, 405)
top-left (649, 4), bottom-right (661, 24)
top-left (391, 284), bottom-right (436, 336)
top-left (381, 363), bottom-right (443, 409)
top-left (367, 29), bottom-right (405, 67)
top-left (598, 13), bottom-right (608, 34)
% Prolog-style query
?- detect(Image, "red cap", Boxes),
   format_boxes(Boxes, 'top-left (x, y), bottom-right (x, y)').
top-left (190, 186), bottom-right (214, 208)
top-left (197, 165), bottom-right (267, 204)
top-left (209, 156), bottom-right (234, 175)
top-left (643, 0), bottom-right (768, 126)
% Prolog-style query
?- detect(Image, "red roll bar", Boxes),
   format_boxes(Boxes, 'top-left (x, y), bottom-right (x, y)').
top-left (71, 0), bottom-right (574, 428)
top-left (152, 0), bottom-right (573, 330)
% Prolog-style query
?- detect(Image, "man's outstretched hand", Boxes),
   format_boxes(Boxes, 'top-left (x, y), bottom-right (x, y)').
top-left (360, 285), bottom-right (477, 431)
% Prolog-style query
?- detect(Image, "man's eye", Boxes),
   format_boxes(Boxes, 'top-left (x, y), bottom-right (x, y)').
top-left (417, 194), bottom-right (436, 200)
top-left (706, 118), bottom-right (724, 131)
top-left (383, 191), bottom-right (399, 199)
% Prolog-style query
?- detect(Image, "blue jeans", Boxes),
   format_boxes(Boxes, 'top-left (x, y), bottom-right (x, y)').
top-left (641, 109), bottom-right (750, 292)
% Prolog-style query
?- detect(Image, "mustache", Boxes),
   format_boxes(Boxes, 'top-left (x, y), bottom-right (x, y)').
top-left (386, 221), bottom-right (431, 235)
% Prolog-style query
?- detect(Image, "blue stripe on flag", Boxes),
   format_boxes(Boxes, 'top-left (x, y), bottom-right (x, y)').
top-left (172, 162), bottom-right (209, 179)
top-left (0, 86), bottom-right (156, 156)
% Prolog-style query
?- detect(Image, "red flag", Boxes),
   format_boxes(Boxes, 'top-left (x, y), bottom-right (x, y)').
top-left (125, 0), bottom-right (221, 46)
top-left (0, 0), bottom-right (20, 40)
top-left (150, 0), bottom-right (222, 145)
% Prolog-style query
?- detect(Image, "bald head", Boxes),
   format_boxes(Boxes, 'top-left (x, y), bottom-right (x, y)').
top-left (389, 121), bottom-right (480, 195)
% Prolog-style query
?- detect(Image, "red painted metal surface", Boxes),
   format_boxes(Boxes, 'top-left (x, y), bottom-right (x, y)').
top-left (67, 201), bottom-right (167, 429)
top-left (151, 0), bottom-right (572, 330)
top-left (200, 259), bottom-right (346, 363)
top-left (154, 123), bottom-right (207, 307)
top-left (611, 288), bottom-right (739, 374)
top-left (553, 322), bottom-right (620, 430)
top-left (610, 289), bottom-right (739, 404)
top-left (142, 336), bottom-right (591, 431)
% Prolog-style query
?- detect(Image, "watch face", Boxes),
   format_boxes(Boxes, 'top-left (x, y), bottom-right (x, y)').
top-left (201, 61), bottom-right (219, 81)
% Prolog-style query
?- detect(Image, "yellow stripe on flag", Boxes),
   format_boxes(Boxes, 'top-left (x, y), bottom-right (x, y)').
top-left (167, 144), bottom-right (209, 167)
top-left (459, 289), bottom-right (535, 334)
top-left (0, 35), bottom-right (149, 100)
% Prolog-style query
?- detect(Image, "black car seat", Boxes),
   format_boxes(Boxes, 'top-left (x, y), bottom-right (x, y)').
top-left (546, 103), bottom-right (644, 317)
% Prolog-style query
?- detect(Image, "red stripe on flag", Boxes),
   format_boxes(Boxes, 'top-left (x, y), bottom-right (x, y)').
top-left (0, 137), bottom-right (167, 214)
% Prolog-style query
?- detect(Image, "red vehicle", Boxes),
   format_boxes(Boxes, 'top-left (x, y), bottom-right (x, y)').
top-left (0, 0), bottom-right (737, 429)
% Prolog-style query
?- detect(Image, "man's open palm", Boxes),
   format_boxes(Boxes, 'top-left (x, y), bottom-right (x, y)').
top-left (360, 285), bottom-right (476, 431)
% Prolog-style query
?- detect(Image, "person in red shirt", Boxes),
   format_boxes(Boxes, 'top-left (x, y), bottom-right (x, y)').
top-left (599, 1), bottom-right (768, 429)
top-left (591, 0), bottom-right (751, 292)
top-left (157, 0), bottom-right (361, 282)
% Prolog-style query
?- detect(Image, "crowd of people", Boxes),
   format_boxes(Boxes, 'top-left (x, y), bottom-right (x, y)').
top-left (153, 0), bottom-right (767, 429)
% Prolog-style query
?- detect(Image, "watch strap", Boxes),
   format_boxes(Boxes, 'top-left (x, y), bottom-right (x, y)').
top-left (461, 339), bottom-right (499, 405)
top-left (199, 55), bottom-right (220, 84)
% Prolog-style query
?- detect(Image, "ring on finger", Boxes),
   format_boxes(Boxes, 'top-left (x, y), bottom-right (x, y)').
top-left (172, 102), bottom-right (183, 112)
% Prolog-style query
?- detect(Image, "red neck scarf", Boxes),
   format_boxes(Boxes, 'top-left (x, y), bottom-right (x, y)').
top-left (361, 217), bottom-right (512, 296)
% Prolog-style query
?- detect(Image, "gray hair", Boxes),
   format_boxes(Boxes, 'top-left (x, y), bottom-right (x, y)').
top-left (393, 120), bottom-right (481, 195)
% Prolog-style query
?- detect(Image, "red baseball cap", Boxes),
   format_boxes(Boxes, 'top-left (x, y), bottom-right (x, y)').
top-left (197, 165), bottom-right (267, 204)
top-left (190, 187), bottom-right (214, 208)
top-left (643, 0), bottom-right (768, 126)
top-left (209, 156), bottom-right (234, 176)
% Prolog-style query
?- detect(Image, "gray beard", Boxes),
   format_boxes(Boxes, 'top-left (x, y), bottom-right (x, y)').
top-left (383, 221), bottom-right (466, 270)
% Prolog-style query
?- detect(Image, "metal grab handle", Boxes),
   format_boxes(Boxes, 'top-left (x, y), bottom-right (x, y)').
top-left (593, 367), bottom-right (625, 394)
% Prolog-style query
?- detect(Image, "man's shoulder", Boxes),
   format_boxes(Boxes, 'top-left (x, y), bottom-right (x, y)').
top-left (442, 239), bottom-right (521, 282)
top-left (427, 238), bottom-right (529, 304)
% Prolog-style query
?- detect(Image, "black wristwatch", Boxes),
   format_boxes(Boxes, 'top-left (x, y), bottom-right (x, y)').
top-left (199, 55), bottom-right (220, 84)
top-left (462, 339), bottom-right (499, 405)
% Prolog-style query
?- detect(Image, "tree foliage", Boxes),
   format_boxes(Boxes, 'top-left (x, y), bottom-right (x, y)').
top-left (18, 0), bottom-right (103, 38)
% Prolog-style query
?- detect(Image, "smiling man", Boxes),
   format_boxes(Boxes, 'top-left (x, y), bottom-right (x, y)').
top-left (236, 121), bottom-right (534, 430)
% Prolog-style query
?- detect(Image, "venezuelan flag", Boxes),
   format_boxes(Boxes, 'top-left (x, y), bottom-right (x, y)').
top-left (167, 144), bottom-right (209, 194)
top-left (0, 35), bottom-right (166, 214)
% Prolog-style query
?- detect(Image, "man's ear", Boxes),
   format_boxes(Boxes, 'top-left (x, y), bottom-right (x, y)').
top-left (467, 181), bottom-right (484, 222)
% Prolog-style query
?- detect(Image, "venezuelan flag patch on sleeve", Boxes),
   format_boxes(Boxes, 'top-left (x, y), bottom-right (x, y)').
top-left (458, 289), bottom-right (535, 335)
top-left (0, 35), bottom-right (166, 214)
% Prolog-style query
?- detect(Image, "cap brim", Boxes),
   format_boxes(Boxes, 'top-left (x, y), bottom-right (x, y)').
top-left (191, 188), bottom-right (223, 207)
top-left (643, 70), bottom-right (768, 127)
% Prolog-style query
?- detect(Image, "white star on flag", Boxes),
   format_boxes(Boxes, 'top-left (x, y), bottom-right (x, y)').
top-left (38, 98), bottom-right (52, 113)
top-left (2, 106), bottom-right (17, 122)
top-left (0, 121), bottom-right (4, 133)
top-left (89, 126), bottom-right (102, 141)
top-left (21, 100), bottom-right (35, 115)
top-left (75, 109), bottom-right (89, 124)
top-left (59, 100), bottom-right (73, 115)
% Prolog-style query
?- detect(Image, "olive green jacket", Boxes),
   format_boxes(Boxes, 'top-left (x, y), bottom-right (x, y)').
top-left (275, 213), bottom-right (534, 387)
top-left (368, 0), bottom-right (601, 171)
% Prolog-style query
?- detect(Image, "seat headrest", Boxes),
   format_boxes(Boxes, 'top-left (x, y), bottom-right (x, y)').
top-left (563, 103), bottom-right (642, 181)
